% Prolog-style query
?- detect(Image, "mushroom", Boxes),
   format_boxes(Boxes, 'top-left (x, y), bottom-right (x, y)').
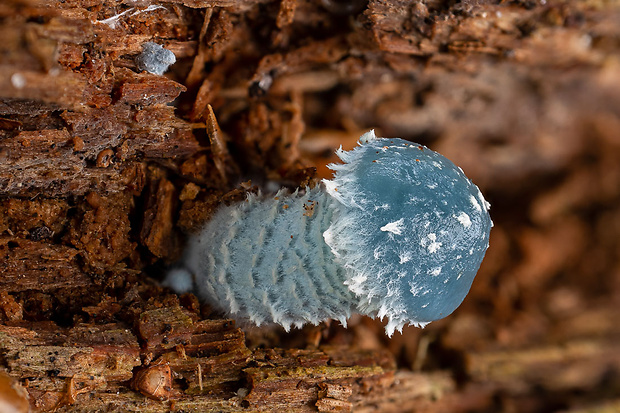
top-left (166, 130), bottom-right (493, 336)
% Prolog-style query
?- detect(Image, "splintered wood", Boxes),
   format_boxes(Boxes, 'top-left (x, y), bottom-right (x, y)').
top-left (2, 0), bottom-right (620, 411)
top-left (0, 304), bottom-right (445, 412)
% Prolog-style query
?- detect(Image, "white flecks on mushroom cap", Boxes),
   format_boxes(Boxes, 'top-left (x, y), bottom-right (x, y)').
top-left (455, 212), bottom-right (472, 228)
top-left (323, 134), bottom-right (493, 336)
top-left (421, 233), bottom-right (442, 253)
top-left (380, 218), bottom-right (405, 235)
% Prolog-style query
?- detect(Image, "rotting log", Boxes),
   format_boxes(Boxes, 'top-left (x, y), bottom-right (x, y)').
top-left (2, 0), bottom-right (620, 411)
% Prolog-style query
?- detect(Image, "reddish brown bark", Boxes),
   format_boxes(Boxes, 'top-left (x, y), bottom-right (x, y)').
top-left (1, 0), bottom-right (620, 411)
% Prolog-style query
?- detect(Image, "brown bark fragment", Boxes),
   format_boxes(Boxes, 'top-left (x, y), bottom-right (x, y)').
top-left (2, 0), bottom-right (620, 411)
top-left (0, 292), bottom-right (24, 322)
top-left (65, 192), bottom-right (135, 272)
top-left (117, 74), bottom-right (187, 106)
top-left (185, 7), bottom-right (214, 88)
top-left (0, 237), bottom-right (89, 293)
top-left (0, 198), bottom-right (69, 237)
top-left (0, 370), bottom-right (30, 413)
top-left (141, 177), bottom-right (177, 259)
top-left (276, 0), bottom-right (297, 29)
top-left (133, 363), bottom-right (174, 401)
top-left (0, 323), bottom-right (141, 382)
top-left (205, 104), bottom-right (239, 184)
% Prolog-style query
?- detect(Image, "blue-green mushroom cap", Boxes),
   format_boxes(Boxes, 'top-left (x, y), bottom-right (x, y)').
top-left (323, 130), bottom-right (493, 336)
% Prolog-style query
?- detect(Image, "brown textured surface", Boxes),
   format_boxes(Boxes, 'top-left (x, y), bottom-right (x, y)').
top-left (1, 0), bottom-right (620, 411)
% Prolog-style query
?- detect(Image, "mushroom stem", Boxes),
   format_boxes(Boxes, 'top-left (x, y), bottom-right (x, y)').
top-left (176, 186), bottom-right (357, 332)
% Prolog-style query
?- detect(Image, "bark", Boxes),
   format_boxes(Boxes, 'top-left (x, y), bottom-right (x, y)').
top-left (1, 0), bottom-right (620, 411)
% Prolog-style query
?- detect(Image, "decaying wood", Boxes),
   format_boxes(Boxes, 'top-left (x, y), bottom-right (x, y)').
top-left (2, 0), bottom-right (620, 411)
top-left (0, 302), bottom-right (451, 412)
